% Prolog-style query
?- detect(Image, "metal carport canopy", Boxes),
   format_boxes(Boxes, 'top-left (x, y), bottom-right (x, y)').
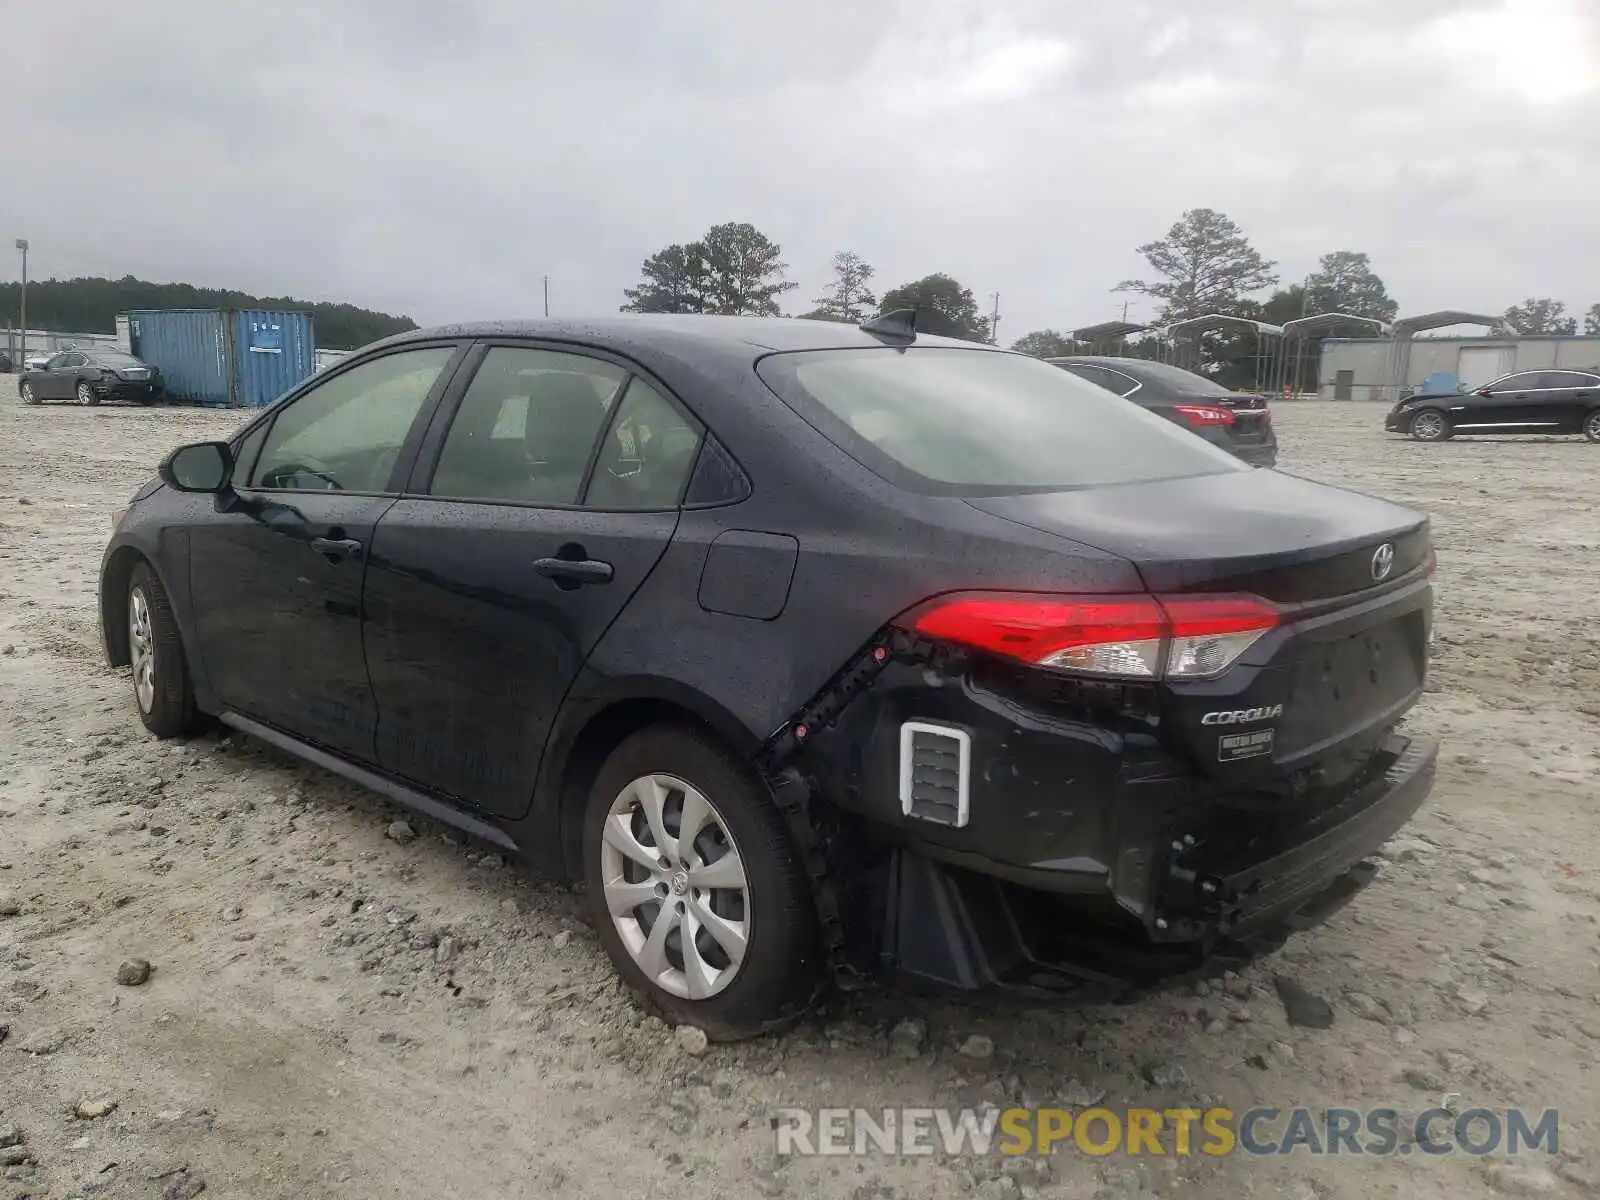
top-left (1391, 311), bottom-right (1518, 336)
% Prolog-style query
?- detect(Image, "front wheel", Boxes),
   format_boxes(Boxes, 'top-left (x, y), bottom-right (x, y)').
top-left (1409, 408), bottom-right (1451, 441)
top-left (1584, 409), bottom-right (1600, 443)
top-left (19, 381), bottom-right (37, 405)
top-left (76, 381), bottom-right (100, 407)
top-left (128, 562), bottom-right (201, 737)
top-left (583, 725), bottom-right (819, 1040)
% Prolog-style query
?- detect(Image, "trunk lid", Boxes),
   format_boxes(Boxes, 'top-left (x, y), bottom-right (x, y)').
top-left (966, 468), bottom-right (1427, 598)
top-left (967, 469), bottom-right (1432, 781)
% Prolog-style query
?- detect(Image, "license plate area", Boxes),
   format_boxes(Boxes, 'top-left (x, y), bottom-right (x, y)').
top-left (1277, 616), bottom-right (1424, 759)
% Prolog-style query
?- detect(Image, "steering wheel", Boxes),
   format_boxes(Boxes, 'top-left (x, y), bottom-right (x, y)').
top-left (266, 456), bottom-right (343, 490)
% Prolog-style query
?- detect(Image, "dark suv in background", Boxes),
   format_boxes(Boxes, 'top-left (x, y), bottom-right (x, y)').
top-left (1048, 356), bottom-right (1277, 466)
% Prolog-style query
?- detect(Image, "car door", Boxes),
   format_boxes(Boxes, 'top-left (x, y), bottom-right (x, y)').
top-left (186, 342), bottom-right (465, 759)
top-left (42, 352), bottom-right (79, 399)
top-left (362, 342), bottom-right (704, 818)
top-left (1543, 371), bottom-right (1600, 431)
top-left (1472, 372), bottom-right (1548, 429)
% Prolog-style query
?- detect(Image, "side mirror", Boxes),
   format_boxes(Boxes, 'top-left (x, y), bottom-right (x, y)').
top-left (159, 441), bottom-right (234, 494)
top-left (1474, 387), bottom-right (1493, 397)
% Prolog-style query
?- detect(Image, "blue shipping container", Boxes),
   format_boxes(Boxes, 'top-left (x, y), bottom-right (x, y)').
top-left (126, 308), bottom-right (315, 407)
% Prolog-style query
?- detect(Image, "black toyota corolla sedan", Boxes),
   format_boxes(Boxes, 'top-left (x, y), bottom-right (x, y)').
top-left (100, 313), bottom-right (1436, 1036)
top-left (1046, 355), bottom-right (1278, 466)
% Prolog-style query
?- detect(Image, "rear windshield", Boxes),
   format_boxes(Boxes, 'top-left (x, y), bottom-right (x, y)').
top-left (1116, 360), bottom-right (1235, 396)
top-left (91, 352), bottom-right (145, 367)
top-left (756, 347), bottom-right (1246, 495)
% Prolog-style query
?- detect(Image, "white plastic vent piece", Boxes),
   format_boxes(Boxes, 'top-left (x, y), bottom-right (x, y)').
top-left (898, 721), bottom-right (971, 829)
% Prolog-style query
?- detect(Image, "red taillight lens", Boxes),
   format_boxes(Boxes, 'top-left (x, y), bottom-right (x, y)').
top-left (1173, 404), bottom-right (1235, 427)
top-left (1261, 406), bottom-right (1273, 426)
top-left (911, 594), bottom-right (1166, 676)
top-left (903, 592), bottom-right (1279, 680)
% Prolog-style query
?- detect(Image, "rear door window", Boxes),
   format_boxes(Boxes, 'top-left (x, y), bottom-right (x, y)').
top-left (757, 347), bottom-right (1245, 495)
top-left (429, 347), bottom-right (627, 505)
top-left (1546, 371), bottom-right (1598, 389)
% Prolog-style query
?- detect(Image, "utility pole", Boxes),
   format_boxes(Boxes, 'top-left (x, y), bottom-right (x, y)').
top-left (989, 292), bottom-right (1000, 345)
top-left (543, 275), bottom-right (550, 318)
top-left (14, 239), bottom-right (27, 366)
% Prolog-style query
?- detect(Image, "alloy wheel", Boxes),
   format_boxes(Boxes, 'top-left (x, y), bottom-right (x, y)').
top-left (598, 773), bottom-right (750, 1000)
top-left (1411, 411), bottom-right (1445, 441)
top-left (1585, 411), bottom-right (1600, 442)
top-left (77, 382), bottom-right (96, 406)
top-left (129, 586), bottom-right (156, 713)
top-left (20, 382), bottom-right (35, 405)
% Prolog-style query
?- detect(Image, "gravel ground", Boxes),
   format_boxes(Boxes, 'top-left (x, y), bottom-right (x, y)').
top-left (0, 397), bottom-right (1597, 1200)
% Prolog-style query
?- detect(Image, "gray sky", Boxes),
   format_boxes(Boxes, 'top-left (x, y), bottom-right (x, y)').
top-left (4, 0), bottom-right (1597, 339)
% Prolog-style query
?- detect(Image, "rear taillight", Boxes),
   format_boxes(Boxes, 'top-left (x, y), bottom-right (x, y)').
top-left (902, 592), bottom-right (1279, 681)
top-left (1261, 406), bottom-right (1273, 425)
top-left (1173, 404), bottom-right (1235, 427)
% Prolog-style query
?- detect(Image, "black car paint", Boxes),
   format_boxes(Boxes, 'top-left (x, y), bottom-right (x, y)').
top-left (102, 316), bottom-right (1434, 995)
top-left (20, 349), bottom-right (162, 403)
top-left (1385, 368), bottom-right (1600, 437)
top-left (1047, 356), bottom-right (1278, 466)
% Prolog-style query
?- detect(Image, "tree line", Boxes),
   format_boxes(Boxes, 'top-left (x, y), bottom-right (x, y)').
top-left (0, 275), bottom-right (418, 350)
top-left (618, 213), bottom-right (1600, 387)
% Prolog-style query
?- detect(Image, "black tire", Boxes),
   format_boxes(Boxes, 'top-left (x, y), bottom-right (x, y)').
top-left (127, 562), bottom-right (201, 737)
top-left (1408, 408), bottom-right (1451, 442)
top-left (1584, 409), bottom-right (1600, 443)
top-left (76, 381), bottom-right (100, 407)
top-left (582, 724), bottom-right (819, 1040)
top-left (19, 381), bottom-right (38, 405)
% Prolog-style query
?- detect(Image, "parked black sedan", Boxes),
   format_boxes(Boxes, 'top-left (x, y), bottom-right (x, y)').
top-left (1046, 355), bottom-right (1278, 466)
top-left (99, 313), bottom-right (1435, 1036)
top-left (1385, 368), bottom-right (1600, 442)
top-left (18, 349), bottom-right (162, 406)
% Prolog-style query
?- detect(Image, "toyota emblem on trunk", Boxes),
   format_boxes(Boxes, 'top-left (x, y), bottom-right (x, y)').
top-left (1371, 543), bottom-right (1395, 581)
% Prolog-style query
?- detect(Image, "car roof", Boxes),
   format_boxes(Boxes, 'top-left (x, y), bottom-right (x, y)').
top-left (372, 315), bottom-right (991, 359)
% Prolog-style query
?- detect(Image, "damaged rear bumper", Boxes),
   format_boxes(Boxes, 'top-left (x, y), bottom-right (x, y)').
top-left (878, 734), bottom-right (1436, 997)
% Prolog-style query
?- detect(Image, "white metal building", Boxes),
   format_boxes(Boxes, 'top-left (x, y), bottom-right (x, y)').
top-left (1319, 333), bottom-right (1600, 402)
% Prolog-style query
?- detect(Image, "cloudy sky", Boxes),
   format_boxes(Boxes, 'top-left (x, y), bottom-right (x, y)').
top-left (3, 0), bottom-right (1597, 339)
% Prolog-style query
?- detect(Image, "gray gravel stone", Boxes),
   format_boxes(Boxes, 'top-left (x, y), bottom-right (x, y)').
top-left (0, 896), bottom-right (20, 917)
top-left (888, 1017), bottom-right (926, 1059)
top-left (385, 820), bottom-right (417, 844)
top-left (1274, 975), bottom-right (1334, 1029)
top-left (957, 1034), bottom-right (995, 1061)
top-left (675, 1025), bottom-right (709, 1056)
top-left (116, 958), bottom-right (152, 986)
top-left (18, 1026), bottom-right (65, 1055)
top-left (1143, 1060), bottom-right (1189, 1088)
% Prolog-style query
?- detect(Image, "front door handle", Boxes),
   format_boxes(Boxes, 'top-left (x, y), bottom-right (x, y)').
top-left (311, 536), bottom-right (364, 562)
top-left (533, 556), bottom-right (614, 586)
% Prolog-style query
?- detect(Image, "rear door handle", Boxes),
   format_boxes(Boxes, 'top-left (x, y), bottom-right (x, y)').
top-left (533, 556), bottom-right (614, 586)
top-left (310, 536), bottom-right (364, 561)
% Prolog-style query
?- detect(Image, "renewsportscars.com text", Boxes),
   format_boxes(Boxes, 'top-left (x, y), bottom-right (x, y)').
top-left (774, 1106), bottom-right (1560, 1159)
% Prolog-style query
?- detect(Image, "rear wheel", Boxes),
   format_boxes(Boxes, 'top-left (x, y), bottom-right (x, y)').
top-left (583, 724), bottom-right (819, 1040)
top-left (19, 381), bottom-right (37, 405)
top-left (1409, 408), bottom-right (1450, 441)
top-left (1584, 409), bottom-right (1600, 443)
top-left (76, 381), bottom-right (99, 407)
top-left (128, 562), bottom-right (201, 737)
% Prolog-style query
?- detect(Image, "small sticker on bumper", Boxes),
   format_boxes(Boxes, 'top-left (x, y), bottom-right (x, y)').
top-left (1218, 728), bottom-right (1274, 761)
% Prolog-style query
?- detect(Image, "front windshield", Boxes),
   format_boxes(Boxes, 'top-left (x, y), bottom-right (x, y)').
top-left (757, 347), bottom-right (1246, 495)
